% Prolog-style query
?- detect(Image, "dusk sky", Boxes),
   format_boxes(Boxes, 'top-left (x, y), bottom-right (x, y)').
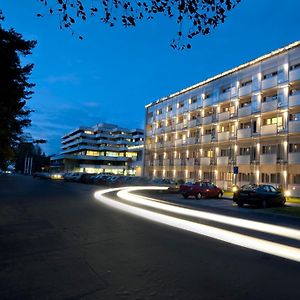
top-left (1, 0), bottom-right (300, 154)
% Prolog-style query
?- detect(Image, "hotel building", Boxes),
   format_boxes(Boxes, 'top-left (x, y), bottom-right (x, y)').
top-left (51, 123), bottom-right (144, 175)
top-left (144, 41), bottom-right (300, 196)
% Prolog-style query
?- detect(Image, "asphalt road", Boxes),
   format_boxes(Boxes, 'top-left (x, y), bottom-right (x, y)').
top-left (1, 175), bottom-right (300, 300)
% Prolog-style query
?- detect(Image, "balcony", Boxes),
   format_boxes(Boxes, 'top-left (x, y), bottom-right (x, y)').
top-left (187, 137), bottom-right (196, 145)
top-left (201, 134), bottom-right (212, 143)
top-left (289, 120), bottom-right (300, 133)
top-left (289, 94), bottom-right (300, 107)
top-left (200, 157), bottom-right (210, 166)
top-left (174, 158), bottom-right (182, 166)
top-left (261, 99), bottom-right (277, 112)
top-left (260, 154), bottom-right (277, 164)
top-left (218, 111), bottom-right (230, 122)
top-left (153, 160), bottom-right (160, 166)
top-left (188, 119), bottom-right (197, 128)
top-left (236, 155), bottom-right (251, 165)
top-left (239, 84), bottom-right (252, 97)
top-left (237, 128), bottom-right (251, 139)
top-left (262, 76), bottom-right (277, 90)
top-left (238, 106), bottom-right (251, 118)
top-left (163, 159), bottom-right (170, 166)
top-left (164, 141), bottom-right (173, 148)
top-left (186, 158), bottom-right (195, 166)
top-left (203, 115), bottom-right (213, 125)
top-left (288, 152), bottom-right (300, 164)
top-left (217, 131), bottom-right (230, 142)
top-left (175, 139), bottom-right (183, 147)
top-left (203, 98), bottom-right (213, 107)
top-left (261, 124), bottom-right (277, 136)
top-left (165, 126), bottom-right (172, 133)
top-left (219, 91), bottom-right (231, 101)
top-left (175, 123), bottom-right (183, 131)
top-left (189, 102), bottom-right (198, 111)
top-left (290, 68), bottom-right (300, 82)
top-left (217, 156), bottom-right (229, 165)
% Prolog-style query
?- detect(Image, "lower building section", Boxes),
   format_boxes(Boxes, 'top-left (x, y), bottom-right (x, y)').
top-left (51, 155), bottom-right (142, 176)
top-left (144, 136), bottom-right (300, 196)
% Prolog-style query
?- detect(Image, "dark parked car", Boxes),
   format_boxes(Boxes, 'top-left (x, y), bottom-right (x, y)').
top-left (233, 184), bottom-right (286, 208)
top-left (80, 173), bottom-right (97, 184)
top-left (181, 182), bottom-right (223, 199)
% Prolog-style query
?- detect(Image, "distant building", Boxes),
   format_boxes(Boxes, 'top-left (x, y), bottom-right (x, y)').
top-left (144, 41), bottom-right (300, 196)
top-left (51, 123), bottom-right (144, 175)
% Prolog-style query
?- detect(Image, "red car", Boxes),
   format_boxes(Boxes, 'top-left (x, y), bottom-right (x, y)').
top-left (180, 181), bottom-right (223, 199)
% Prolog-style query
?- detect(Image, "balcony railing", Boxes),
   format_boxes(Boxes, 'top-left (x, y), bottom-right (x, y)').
top-left (217, 156), bottom-right (229, 165)
top-left (237, 128), bottom-right (251, 139)
top-left (236, 155), bottom-right (251, 165)
top-left (203, 115), bottom-right (213, 125)
top-left (203, 98), bottom-right (213, 107)
top-left (289, 94), bottom-right (300, 107)
top-left (260, 154), bottom-right (277, 164)
top-left (239, 84), bottom-right (252, 97)
top-left (261, 124), bottom-right (277, 136)
top-left (186, 158), bottom-right (195, 166)
top-left (174, 158), bottom-right (182, 166)
top-left (261, 99), bottom-right (277, 112)
top-left (238, 106), bottom-right (252, 118)
top-left (290, 68), bottom-right (300, 82)
top-left (163, 159), bottom-right (170, 166)
top-left (201, 134), bottom-right (212, 143)
top-left (188, 119), bottom-right (197, 128)
top-left (175, 123), bottom-right (183, 130)
top-left (262, 76), bottom-right (277, 90)
top-left (218, 111), bottom-right (230, 122)
top-left (289, 120), bottom-right (300, 133)
top-left (217, 131), bottom-right (230, 141)
top-left (188, 137), bottom-right (196, 145)
top-left (288, 152), bottom-right (300, 164)
top-left (200, 157), bottom-right (210, 166)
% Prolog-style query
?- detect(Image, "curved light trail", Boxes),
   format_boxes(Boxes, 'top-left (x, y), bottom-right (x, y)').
top-left (94, 186), bottom-right (300, 263)
top-left (117, 186), bottom-right (300, 241)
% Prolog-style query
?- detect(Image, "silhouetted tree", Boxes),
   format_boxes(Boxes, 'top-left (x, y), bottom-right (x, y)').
top-left (36, 0), bottom-right (241, 49)
top-left (0, 23), bottom-right (36, 169)
top-left (14, 142), bottom-right (50, 173)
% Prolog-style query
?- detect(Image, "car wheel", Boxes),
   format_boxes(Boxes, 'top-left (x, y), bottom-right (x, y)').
top-left (217, 192), bottom-right (222, 199)
top-left (183, 194), bottom-right (188, 199)
top-left (195, 192), bottom-right (203, 200)
top-left (281, 198), bottom-right (286, 207)
top-left (261, 200), bottom-right (268, 208)
top-left (237, 201), bottom-right (244, 207)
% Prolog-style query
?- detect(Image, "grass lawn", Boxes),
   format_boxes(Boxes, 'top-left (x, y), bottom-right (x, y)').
top-left (286, 197), bottom-right (300, 204)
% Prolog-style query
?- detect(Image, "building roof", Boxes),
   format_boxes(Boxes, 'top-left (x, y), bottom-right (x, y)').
top-left (145, 40), bottom-right (300, 109)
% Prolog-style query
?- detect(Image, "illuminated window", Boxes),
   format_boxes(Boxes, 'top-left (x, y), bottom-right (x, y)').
top-left (84, 130), bottom-right (93, 135)
top-left (86, 150), bottom-right (100, 156)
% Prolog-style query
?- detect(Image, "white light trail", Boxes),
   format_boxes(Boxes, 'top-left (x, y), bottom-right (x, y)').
top-left (116, 187), bottom-right (300, 241)
top-left (94, 187), bottom-right (300, 263)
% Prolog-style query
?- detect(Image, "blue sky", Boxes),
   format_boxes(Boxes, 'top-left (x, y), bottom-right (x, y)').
top-left (1, 0), bottom-right (300, 154)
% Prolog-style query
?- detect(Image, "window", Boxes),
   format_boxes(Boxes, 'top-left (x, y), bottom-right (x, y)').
top-left (263, 93), bottom-right (278, 103)
top-left (221, 85), bottom-right (231, 93)
top-left (241, 79), bottom-right (252, 87)
top-left (290, 63), bottom-right (300, 71)
top-left (263, 70), bottom-right (278, 80)
top-left (240, 122), bottom-right (251, 129)
top-left (86, 150), bottom-right (100, 156)
top-left (290, 113), bottom-right (300, 121)
top-left (167, 105), bottom-right (172, 112)
top-left (157, 108), bottom-right (162, 115)
top-left (239, 147), bottom-right (250, 156)
top-left (263, 116), bottom-right (283, 128)
top-left (84, 130), bottom-right (93, 135)
top-left (289, 144), bottom-right (300, 153)
top-left (262, 145), bottom-right (277, 154)
top-left (178, 101), bottom-right (184, 108)
top-left (190, 96), bottom-right (197, 104)
top-left (290, 88), bottom-right (300, 96)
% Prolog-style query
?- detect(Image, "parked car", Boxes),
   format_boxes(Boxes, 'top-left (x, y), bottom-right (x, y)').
top-left (179, 181), bottom-right (194, 193)
top-left (181, 181), bottom-right (223, 199)
top-left (80, 173), bottom-right (97, 184)
top-left (63, 172), bottom-right (83, 182)
top-left (233, 184), bottom-right (286, 208)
